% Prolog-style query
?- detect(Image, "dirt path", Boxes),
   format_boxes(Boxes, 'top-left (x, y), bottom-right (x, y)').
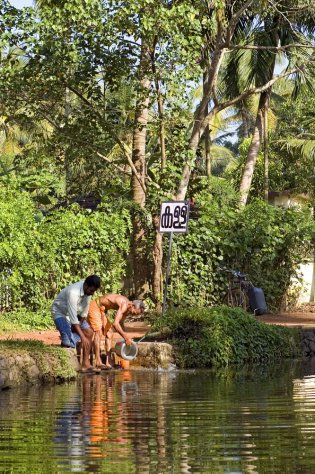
top-left (257, 312), bottom-right (315, 328)
top-left (0, 313), bottom-right (314, 346)
top-left (0, 322), bottom-right (149, 346)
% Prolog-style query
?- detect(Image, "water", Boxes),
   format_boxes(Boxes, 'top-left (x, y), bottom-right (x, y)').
top-left (1, 360), bottom-right (315, 473)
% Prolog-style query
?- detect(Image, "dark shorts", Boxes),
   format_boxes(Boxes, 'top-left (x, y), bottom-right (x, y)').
top-left (54, 316), bottom-right (90, 348)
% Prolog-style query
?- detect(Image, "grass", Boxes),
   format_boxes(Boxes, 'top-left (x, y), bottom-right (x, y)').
top-left (0, 339), bottom-right (77, 380)
top-left (0, 308), bottom-right (54, 333)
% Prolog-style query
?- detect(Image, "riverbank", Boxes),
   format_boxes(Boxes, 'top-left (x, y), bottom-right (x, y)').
top-left (0, 340), bottom-right (79, 389)
top-left (1, 312), bottom-right (315, 390)
top-left (1, 312), bottom-right (314, 346)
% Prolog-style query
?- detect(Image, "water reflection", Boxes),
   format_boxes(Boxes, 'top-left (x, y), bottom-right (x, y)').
top-left (1, 362), bottom-right (315, 472)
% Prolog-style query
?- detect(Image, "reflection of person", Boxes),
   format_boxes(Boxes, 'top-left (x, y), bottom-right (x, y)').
top-left (51, 275), bottom-right (101, 373)
top-left (88, 294), bottom-right (145, 368)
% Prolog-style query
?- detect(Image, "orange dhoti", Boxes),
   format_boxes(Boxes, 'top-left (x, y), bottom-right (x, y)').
top-left (87, 300), bottom-right (111, 334)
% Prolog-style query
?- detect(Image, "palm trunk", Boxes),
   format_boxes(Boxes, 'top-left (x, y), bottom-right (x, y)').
top-left (239, 17), bottom-right (279, 207)
top-left (239, 91), bottom-right (269, 207)
top-left (176, 49), bottom-right (225, 200)
top-left (263, 104), bottom-right (269, 202)
top-left (131, 42), bottom-right (150, 297)
top-left (241, 102), bottom-right (251, 138)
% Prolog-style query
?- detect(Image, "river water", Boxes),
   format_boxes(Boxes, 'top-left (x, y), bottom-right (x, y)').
top-left (1, 360), bottom-right (315, 473)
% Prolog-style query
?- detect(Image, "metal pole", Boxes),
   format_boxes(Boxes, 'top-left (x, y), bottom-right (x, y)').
top-left (162, 232), bottom-right (173, 317)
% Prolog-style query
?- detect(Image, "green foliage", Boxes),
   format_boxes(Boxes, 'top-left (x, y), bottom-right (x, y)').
top-left (162, 306), bottom-right (301, 368)
top-left (223, 199), bottom-right (315, 309)
top-left (168, 177), bottom-right (314, 310)
top-left (0, 306), bottom-right (53, 332)
top-left (168, 177), bottom-right (238, 306)
top-left (0, 181), bottom-right (131, 310)
top-left (1, 0), bottom-right (314, 314)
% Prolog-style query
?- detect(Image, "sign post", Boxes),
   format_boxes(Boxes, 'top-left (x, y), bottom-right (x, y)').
top-left (159, 201), bottom-right (189, 316)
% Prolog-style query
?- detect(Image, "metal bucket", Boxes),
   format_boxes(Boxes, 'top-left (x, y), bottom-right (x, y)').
top-left (114, 340), bottom-right (138, 361)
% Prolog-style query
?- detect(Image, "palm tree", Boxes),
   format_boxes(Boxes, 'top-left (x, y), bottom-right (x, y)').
top-left (223, 4), bottom-right (315, 206)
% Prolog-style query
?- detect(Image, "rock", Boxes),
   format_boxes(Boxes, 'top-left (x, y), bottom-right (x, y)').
top-left (303, 330), bottom-right (315, 341)
top-left (132, 342), bottom-right (175, 369)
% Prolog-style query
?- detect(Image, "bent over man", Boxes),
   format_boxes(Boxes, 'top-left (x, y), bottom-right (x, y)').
top-left (51, 275), bottom-right (101, 373)
top-left (87, 294), bottom-right (145, 368)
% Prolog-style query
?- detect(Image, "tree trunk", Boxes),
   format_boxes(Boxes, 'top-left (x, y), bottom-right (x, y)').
top-left (205, 126), bottom-right (212, 176)
top-left (152, 80), bottom-right (165, 309)
top-left (263, 103), bottom-right (269, 202)
top-left (175, 48), bottom-right (225, 200)
top-left (239, 91), bottom-right (269, 207)
top-left (131, 42), bottom-right (150, 298)
top-left (202, 66), bottom-right (212, 177)
top-left (152, 216), bottom-right (163, 313)
top-left (150, 42), bottom-right (166, 310)
top-left (155, 79), bottom-right (166, 171)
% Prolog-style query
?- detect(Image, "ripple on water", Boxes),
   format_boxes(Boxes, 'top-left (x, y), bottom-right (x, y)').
top-left (0, 364), bottom-right (315, 472)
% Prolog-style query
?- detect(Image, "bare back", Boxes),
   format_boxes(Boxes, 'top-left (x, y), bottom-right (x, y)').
top-left (100, 294), bottom-right (130, 313)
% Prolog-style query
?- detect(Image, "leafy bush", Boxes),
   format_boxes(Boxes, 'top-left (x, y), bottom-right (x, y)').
top-left (162, 306), bottom-right (301, 368)
top-left (168, 178), bottom-right (239, 306)
top-left (222, 199), bottom-right (314, 309)
top-left (168, 177), bottom-right (314, 310)
top-left (0, 182), bottom-right (131, 310)
top-left (0, 306), bottom-right (53, 332)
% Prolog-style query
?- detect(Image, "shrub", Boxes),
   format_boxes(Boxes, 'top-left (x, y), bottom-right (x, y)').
top-left (168, 177), bottom-right (314, 311)
top-left (0, 182), bottom-right (131, 310)
top-left (0, 306), bottom-right (53, 332)
top-left (161, 306), bottom-right (301, 368)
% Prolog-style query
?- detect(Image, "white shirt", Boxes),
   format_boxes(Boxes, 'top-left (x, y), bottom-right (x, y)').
top-left (51, 280), bottom-right (91, 325)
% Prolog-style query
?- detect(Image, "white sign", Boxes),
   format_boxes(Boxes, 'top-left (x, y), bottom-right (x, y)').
top-left (159, 201), bottom-right (189, 233)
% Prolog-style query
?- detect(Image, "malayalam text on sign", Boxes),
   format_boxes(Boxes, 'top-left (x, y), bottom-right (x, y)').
top-left (159, 201), bottom-right (189, 233)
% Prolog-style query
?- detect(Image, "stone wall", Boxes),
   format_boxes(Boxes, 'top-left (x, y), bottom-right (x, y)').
top-left (0, 350), bottom-right (79, 390)
top-left (302, 329), bottom-right (315, 358)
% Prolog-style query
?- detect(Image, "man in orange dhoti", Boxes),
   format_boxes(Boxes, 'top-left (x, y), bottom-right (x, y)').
top-left (87, 298), bottom-right (113, 369)
top-left (87, 294), bottom-right (145, 369)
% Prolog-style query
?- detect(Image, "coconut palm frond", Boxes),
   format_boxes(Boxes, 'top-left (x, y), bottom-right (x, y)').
top-left (213, 132), bottom-right (236, 146)
top-left (272, 79), bottom-right (294, 100)
top-left (267, 108), bottom-right (277, 132)
top-left (281, 137), bottom-right (315, 159)
top-left (290, 68), bottom-right (315, 100)
top-left (209, 144), bottom-right (236, 163)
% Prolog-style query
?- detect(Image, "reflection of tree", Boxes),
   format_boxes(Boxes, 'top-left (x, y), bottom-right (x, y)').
top-left (54, 385), bottom-right (88, 472)
top-left (3, 363), bottom-right (315, 473)
top-left (0, 384), bottom-right (79, 473)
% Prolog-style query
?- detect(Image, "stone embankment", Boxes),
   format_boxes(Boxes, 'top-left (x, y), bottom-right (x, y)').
top-left (301, 329), bottom-right (315, 358)
top-left (0, 343), bottom-right (79, 390)
top-left (134, 342), bottom-right (175, 369)
top-left (0, 343), bottom-right (175, 390)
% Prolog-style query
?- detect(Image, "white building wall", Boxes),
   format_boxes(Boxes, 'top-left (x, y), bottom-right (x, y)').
top-left (297, 262), bottom-right (315, 304)
top-left (270, 192), bottom-right (315, 304)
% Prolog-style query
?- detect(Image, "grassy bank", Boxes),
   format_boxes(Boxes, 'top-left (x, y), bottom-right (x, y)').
top-left (157, 306), bottom-right (302, 368)
top-left (0, 340), bottom-right (77, 381)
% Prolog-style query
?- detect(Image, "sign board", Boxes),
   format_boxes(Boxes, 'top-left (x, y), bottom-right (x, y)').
top-left (159, 201), bottom-right (189, 233)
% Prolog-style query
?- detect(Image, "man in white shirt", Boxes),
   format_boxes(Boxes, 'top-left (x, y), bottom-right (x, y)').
top-left (51, 275), bottom-right (101, 373)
